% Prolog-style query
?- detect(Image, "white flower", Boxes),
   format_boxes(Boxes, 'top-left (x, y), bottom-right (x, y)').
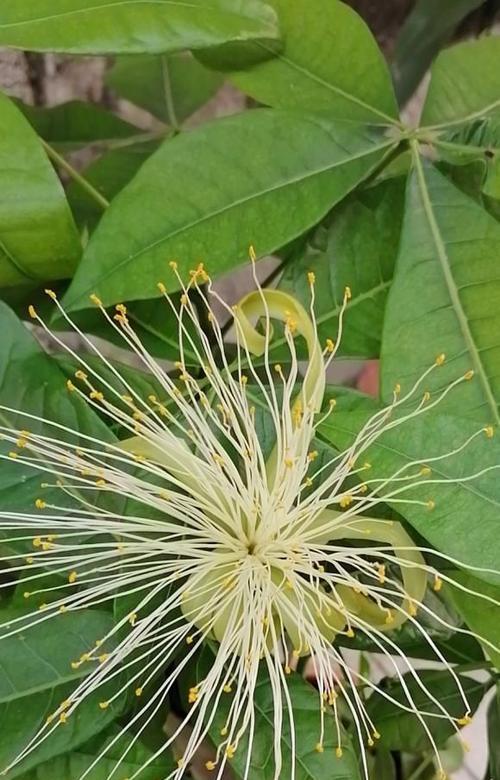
top-left (0, 256), bottom-right (498, 780)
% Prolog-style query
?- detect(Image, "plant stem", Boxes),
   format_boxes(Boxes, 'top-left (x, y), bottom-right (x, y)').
top-left (406, 754), bottom-right (434, 780)
top-left (41, 139), bottom-right (110, 210)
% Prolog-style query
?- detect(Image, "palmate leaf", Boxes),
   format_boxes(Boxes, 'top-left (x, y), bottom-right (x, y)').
top-left (319, 390), bottom-right (500, 582)
top-left (381, 154), bottom-right (500, 425)
top-left (62, 110), bottom-right (395, 311)
top-left (226, 0), bottom-right (399, 124)
top-left (0, 92), bottom-right (81, 288)
top-left (0, 0), bottom-right (279, 55)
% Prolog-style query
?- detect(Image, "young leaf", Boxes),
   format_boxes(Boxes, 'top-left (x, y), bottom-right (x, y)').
top-left (381, 155), bottom-right (500, 425)
top-left (62, 110), bottom-right (395, 311)
top-left (0, 0), bottom-right (280, 55)
top-left (421, 36), bottom-right (500, 127)
top-left (106, 53), bottom-right (223, 126)
top-left (226, 0), bottom-right (398, 124)
top-left (0, 92), bottom-right (81, 288)
top-left (14, 100), bottom-right (142, 150)
top-left (365, 670), bottom-right (486, 752)
top-left (278, 177), bottom-right (405, 358)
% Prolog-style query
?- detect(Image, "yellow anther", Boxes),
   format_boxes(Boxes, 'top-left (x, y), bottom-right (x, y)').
top-left (464, 369), bottom-right (474, 380)
top-left (274, 364), bottom-right (282, 374)
top-left (46, 714), bottom-right (54, 724)
top-left (35, 498), bottom-right (46, 509)
top-left (225, 745), bottom-right (236, 759)
top-left (220, 726), bottom-right (228, 736)
top-left (59, 712), bottom-right (68, 724)
top-left (98, 653), bottom-right (109, 664)
top-left (346, 628), bottom-right (355, 638)
top-left (408, 602), bottom-right (418, 617)
top-left (186, 635), bottom-right (194, 645)
top-left (335, 747), bottom-right (343, 758)
top-left (157, 281), bottom-right (167, 294)
top-left (344, 286), bottom-right (352, 301)
top-left (307, 450), bottom-right (318, 462)
top-left (385, 610), bottom-right (394, 625)
top-left (59, 605), bottom-right (68, 614)
top-left (284, 457), bottom-right (294, 468)
top-left (38, 603), bottom-right (47, 611)
top-left (180, 294), bottom-right (188, 306)
top-left (435, 353), bottom-right (446, 366)
top-left (33, 537), bottom-right (42, 548)
top-left (95, 479), bottom-right (106, 487)
top-left (427, 499), bottom-right (435, 511)
top-left (135, 687), bottom-right (143, 697)
top-left (75, 370), bottom-right (87, 380)
top-left (339, 494), bottom-right (353, 509)
top-left (422, 390), bottom-right (431, 402)
top-left (457, 714), bottom-right (472, 726)
top-left (315, 743), bottom-right (324, 753)
top-left (23, 591), bottom-right (30, 599)
top-left (169, 260), bottom-right (178, 271)
top-left (377, 563), bottom-right (386, 584)
top-left (433, 575), bottom-right (443, 592)
top-left (420, 465), bottom-right (431, 476)
top-left (28, 304), bottom-right (37, 319)
top-left (66, 379), bottom-right (76, 393)
top-left (484, 425), bottom-right (495, 438)
top-left (393, 382), bottom-right (401, 395)
top-left (41, 541), bottom-right (53, 551)
top-left (284, 665), bottom-right (291, 675)
top-left (68, 571), bottom-right (77, 584)
top-left (205, 760), bottom-right (217, 771)
top-left (71, 661), bottom-right (81, 670)
top-left (177, 759), bottom-right (184, 769)
top-left (373, 730), bottom-right (381, 740)
top-left (8, 451), bottom-right (18, 459)
top-left (249, 245), bottom-right (257, 262)
top-left (129, 612), bottom-right (137, 626)
top-left (25, 556), bottom-right (34, 565)
top-left (223, 684), bottom-right (232, 694)
top-left (98, 701), bottom-right (109, 710)
top-left (115, 303), bottom-right (127, 315)
top-left (89, 293), bottom-right (102, 306)
top-left (325, 338), bottom-right (335, 353)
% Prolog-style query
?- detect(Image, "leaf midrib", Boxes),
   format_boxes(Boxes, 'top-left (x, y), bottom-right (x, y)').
top-left (67, 136), bottom-right (394, 308)
top-left (411, 144), bottom-right (500, 426)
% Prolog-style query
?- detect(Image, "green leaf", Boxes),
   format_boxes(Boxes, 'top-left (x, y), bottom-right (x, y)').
top-left (487, 687), bottom-right (500, 780)
top-left (0, 0), bottom-right (280, 55)
top-left (365, 670), bottom-right (486, 752)
top-left (66, 141), bottom-right (159, 232)
top-left (189, 653), bottom-right (361, 780)
top-left (0, 609), bottom-right (128, 778)
top-left (0, 91), bottom-right (81, 288)
top-left (0, 301), bottom-right (113, 515)
top-left (106, 53), bottom-right (223, 125)
top-left (369, 749), bottom-right (395, 780)
top-left (14, 99), bottom-right (142, 150)
top-left (62, 110), bottom-right (395, 311)
top-left (421, 36), bottom-right (500, 127)
top-left (381, 155), bottom-right (500, 425)
top-left (320, 391), bottom-right (500, 582)
top-left (278, 177), bottom-right (405, 358)
top-left (15, 724), bottom-right (175, 780)
top-left (450, 573), bottom-right (500, 668)
top-left (391, 0), bottom-right (483, 106)
top-left (227, 0), bottom-right (398, 124)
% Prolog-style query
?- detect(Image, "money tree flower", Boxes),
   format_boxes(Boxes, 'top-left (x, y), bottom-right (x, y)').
top-left (0, 257), bottom-right (498, 780)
